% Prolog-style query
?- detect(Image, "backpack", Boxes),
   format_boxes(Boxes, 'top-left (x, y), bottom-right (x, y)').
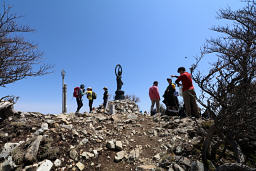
top-left (92, 91), bottom-right (97, 99)
top-left (73, 87), bottom-right (80, 97)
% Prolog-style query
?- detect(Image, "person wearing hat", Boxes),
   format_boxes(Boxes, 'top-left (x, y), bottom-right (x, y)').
top-left (103, 87), bottom-right (109, 113)
top-left (86, 87), bottom-right (93, 113)
top-left (163, 78), bottom-right (179, 114)
top-left (171, 67), bottom-right (199, 118)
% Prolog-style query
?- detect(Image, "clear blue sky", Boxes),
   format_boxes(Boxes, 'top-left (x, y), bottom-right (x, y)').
top-left (2, 0), bottom-right (243, 114)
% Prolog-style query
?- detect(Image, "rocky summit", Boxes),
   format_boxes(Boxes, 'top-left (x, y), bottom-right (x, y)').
top-left (0, 101), bottom-right (255, 171)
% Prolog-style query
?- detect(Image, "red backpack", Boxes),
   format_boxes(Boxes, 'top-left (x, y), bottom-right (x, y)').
top-left (73, 87), bottom-right (80, 97)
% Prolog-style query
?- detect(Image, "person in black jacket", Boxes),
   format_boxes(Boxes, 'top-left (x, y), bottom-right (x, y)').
top-left (103, 87), bottom-right (109, 113)
top-left (163, 78), bottom-right (179, 113)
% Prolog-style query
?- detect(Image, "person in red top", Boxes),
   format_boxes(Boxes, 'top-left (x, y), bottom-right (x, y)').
top-left (172, 67), bottom-right (200, 118)
top-left (149, 81), bottom-right (160, 115)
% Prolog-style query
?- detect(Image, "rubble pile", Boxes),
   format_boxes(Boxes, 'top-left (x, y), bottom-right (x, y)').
top-left (0, 101), bottom-right (255, 171)
top-left (101, 99), bottom-right (140, 114)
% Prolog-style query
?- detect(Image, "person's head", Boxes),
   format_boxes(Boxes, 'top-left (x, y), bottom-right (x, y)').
top-left (153, 81), bottom-right (158, 86)
top-left (87, 87), bottom-right (92, 91)
top-left (167, 78), bottom-right (172, 84)
top-left (103, 87), bottom-right (108, 91)
top-left (80, 84), bottom-right (85, 89)
top-left (177, 67), bottom-right (186, 74)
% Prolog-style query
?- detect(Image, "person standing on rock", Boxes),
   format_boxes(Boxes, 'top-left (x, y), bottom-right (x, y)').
top-left (163, 78), bottom-right (179, 113)
top-left (171, 67), bottom-right (200, 118)
top-left (86, 87), bottom-right (94, 113)
top-left (74, 84), bottom-right (85, 113)
top-left (149, 81), bottom-right (160, 115)
top-left (103, 87), bottom-right (109, 113)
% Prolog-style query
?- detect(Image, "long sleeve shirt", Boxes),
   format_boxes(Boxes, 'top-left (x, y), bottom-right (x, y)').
top-left (149, 86), bottom-right (160, 100)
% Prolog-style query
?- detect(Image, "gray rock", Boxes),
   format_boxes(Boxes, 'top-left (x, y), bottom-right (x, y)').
top-left (41, 123), bottom-right (49, 131)
top-left (37, 160), bottom-right (53, 171)
top-left (0, 156), bottom-right (17, 171)
top-left (76, 162), bottom-right (85, 171)
top-left (72, 129), bottom-right (79, 136)
top-left (114, 151), bottom-right (125, 162)
top-left (129, 148), bottom-right (140, 161)
top-left (80, 138), bottom-right (89, 145)
top-left (168, 167), bottom-right (175, 171)
top-left (0, 143), bottom-right (20, 159)
top-left (178, 157), bottom-right (191, 167)
top-left (54, 159), bottom-right (62, 167)
top-left (115, 141), bottom-right (123, 151)
top-left (61, 124), bottom-right (73, 130)
top-left (81, 152), bottom-right (94, 160)
top-left (173, 163), bottom-right (185, 171)
top-left (106, 140), bottom-right (116, 150)
top-left (175, 146), bottom-right (183, 155)
top-left (93, 150), bottom-right (98, 158)
top-left (137, 165), bottom-right (157, 171)
top-left (25, 135), bottom-right (43, 162)
top-left (216, 163), bottom-right (255, 171)
top-left (191, 160), bottom-right (204, 171)
top-left (127, 113), bottom-right (138, 120)
top-left (153, 153), bottom-right (161, 161)
top-left (70, 149), bottom-right (78, 160)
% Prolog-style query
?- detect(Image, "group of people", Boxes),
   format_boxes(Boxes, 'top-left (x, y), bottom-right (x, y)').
top-left (74, 66), bottom-right (199, 118)
top-left (74, 85), bottom-right (109, 113)
top-left (149, 67), bottom-right (200, 118)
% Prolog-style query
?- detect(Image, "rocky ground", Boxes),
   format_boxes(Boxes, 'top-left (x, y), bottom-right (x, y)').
top-left (0, 100), bottom-right (255, 171)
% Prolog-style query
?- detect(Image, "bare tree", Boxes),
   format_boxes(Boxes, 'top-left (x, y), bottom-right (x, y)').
top-left (191, 0), bottom-right (256, 168)
top-left (0, 3), bottom-right (52, 87)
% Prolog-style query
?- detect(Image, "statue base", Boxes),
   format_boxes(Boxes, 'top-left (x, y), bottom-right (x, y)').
top-left (115, 90), bottom-right (125, 100)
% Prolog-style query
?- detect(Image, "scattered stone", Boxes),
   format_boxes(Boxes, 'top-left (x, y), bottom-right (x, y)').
top-left (0, 143), bottom-right (20, 159)
top-left (93, 150), bottom-right (98, 158)
top-left (137, 165), bottom-right (157, 171)
top-left (54, 159), bottom-right (62, 167)
top-left (115, 151), bottom-right (125, 162)
top-left (115, 141), bottom-right (123, 151)
top-left (37, 160), bottom-right (53, 171)
top-left (81, 152), bottom-right (94, 160)
top-left (70, 149), bottom-right (78, 160)
top-left (25, 135), bottom-right (43, 162)
top-left (129, 148), bottom-right (140, 161)
top-left (106, 140), bottom-right (116, 150)
top-left (76, 162), bottom-right (85, 171)
top-left (80, 138), bottom-right (89, 145)
top-left (0, 156), bottom-right (17, 171)
top-left (173, 163), bottom-right (185, 171)
top-left (175, 146), bottom-right (183, 155)
top-left (190, 160), bottom-right (204, 171)
top-left (41, 123), bottom-right (49, 131)
top-left (153, 153), bottom-right (161, 161)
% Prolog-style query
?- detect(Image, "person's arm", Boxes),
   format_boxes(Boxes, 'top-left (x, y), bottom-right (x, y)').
top-left (171, 75), bottom-right (179, 78)
top-left (175, 75), bottom-right (183, 86)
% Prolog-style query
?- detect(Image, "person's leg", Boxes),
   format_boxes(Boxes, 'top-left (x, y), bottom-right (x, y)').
top-left (76, 98), bottom-right (82, 113)
top-left (183, 90), bottom-right (191, 116)
top-left (89, 100), bottom-right (93, 113)
top-left (103, 99), bottom-right (107, 109)
top-left (151, 100), bottom-right (156, 114)
top-left (189, 89), bottom-right (200, 117)
top-left (103, 99), bottom-right (108, 113)
top-left (156, 100), bottom-right (160, 113)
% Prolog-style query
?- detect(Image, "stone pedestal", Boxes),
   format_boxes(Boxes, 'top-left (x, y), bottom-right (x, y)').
top-left (115, 90), bottom-right (125, 100)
